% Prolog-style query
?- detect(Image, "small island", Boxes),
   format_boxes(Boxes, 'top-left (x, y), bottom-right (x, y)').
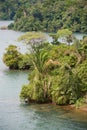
top-left (3, 30), bottom-right (87, 109)
top-left (0, 0), bottom-right (87, 129)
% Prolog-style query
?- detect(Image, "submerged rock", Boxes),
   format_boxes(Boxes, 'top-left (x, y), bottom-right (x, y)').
top-left (0, 26), bottom-right (7, 30)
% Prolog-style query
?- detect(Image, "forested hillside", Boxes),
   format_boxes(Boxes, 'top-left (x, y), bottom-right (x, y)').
top-left (0, 0), bottom-right (20, 20)
top-left (0, 0), bottom-right (87, 33)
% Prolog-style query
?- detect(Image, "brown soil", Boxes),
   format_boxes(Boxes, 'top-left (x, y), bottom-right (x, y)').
top-left (78, 104), bottom-right (87, 112)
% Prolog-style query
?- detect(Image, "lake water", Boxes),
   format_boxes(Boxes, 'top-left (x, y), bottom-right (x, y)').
top-left (0, 21), bottom-right (87, 130)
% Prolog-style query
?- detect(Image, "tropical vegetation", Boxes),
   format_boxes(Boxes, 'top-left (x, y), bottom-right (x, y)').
top-left (0, 0), bottom-right (87, 33)
top-left (3, 30), bottom-right (87, 105)
top-left (3, 44), bottom-right (31, 70)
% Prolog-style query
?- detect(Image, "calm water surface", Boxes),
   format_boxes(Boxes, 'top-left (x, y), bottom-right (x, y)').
top-left (0, 21), bottom-right (87, 130)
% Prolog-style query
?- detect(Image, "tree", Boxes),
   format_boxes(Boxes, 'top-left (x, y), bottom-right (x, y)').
top-left (3, 45), bottom-right (21, 69)
top-left (77, 61), bottom-right (87, 92)
top-left (52, 64), bottom-right (83, 105)
top-left (20, 43), bottom-right (52, 103)
top-left (1, 0), bottom-right (87, 33)
top-left (3, 45), bottom-right (31, 70)
top-left (50, 33), bottom-right (60, 45)
top-left (57, 29), bottom-right (73, 45)
top-left (18, 31), bottom-right (47, 46)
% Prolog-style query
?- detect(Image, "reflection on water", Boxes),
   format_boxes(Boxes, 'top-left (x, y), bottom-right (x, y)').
top-left (0, 21), bottom-right (87, 130)
top-left (0, 100), bottom-right (87, 130)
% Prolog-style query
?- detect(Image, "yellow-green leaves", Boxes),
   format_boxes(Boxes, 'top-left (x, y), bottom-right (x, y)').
top-left (18, 31), bottom-right (47, 45)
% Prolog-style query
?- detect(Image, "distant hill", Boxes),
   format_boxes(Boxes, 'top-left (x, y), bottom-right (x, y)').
top-left (0, 0), bottom-right (20, 20)
top-left (1, 0), bottom-right (87, 33)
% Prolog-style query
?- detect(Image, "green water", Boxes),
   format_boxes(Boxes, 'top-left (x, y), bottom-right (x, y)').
top-left (0, 21), bottom-right (87, 130)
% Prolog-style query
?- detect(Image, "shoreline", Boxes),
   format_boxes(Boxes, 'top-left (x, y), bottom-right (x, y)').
top-left (24, 102), bottom-right (87, 112)
top-left (60, 104), bottom-right (87, 112)
top-left (78, 104), bottom-right (87, 112)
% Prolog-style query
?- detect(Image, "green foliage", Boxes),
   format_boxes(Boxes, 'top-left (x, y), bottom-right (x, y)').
top-left (77, 61), bottom-right (87, 91)
top-left (51, 65), bottom-right (83, 105)
top-left (3, 45), bottom-right (21, 69)
top-left (3, 31), bottom-right (87, 106)
top-left (57, 29), bottom-right (72, 38)
top-left (0, 0), bottom-right (20, 20)
top-left (75, 98), bottom-right (84, 109)
top-left (18, 54), bottom-right (31, 69)
top-left (50, 33), bottom-right (60, 45)
top-left (18, 31), bottom-right (47, 45)
top-left (8, 23), bottom-right (14, 29)
top-left (57, 29), bottom-right (73, 45)
top-left (9, 0), bottom-right (87, 33)
top-left (0, 0), bottom-right (87, 32)
top-left (20, 49), bottom-right (52, 103)
top-left (50, 29), bottom-right (73, 45)
top-left (19, 36), bottom-right (87, 105)
top-left (3, 45), bottom-right (31, 70)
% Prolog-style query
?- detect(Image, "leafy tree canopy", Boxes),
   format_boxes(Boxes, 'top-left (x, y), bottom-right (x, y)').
top-left (1, 0), bottom-right (87, 33)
